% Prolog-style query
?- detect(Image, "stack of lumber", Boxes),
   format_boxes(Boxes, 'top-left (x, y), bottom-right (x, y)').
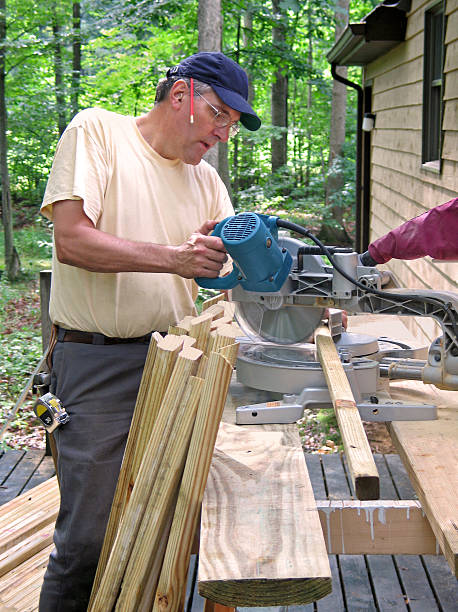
top-left (0, 476), bottom-right (59, 611)
top-left (88, 294), bottom-right (241, 612)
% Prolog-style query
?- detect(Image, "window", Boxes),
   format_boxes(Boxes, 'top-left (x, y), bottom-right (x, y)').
top-left (422, 1), bottom-right (445, 166)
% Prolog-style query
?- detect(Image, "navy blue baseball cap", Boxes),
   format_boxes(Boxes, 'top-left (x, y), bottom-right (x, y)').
top-left (166, 52), bottom-right (261, 131)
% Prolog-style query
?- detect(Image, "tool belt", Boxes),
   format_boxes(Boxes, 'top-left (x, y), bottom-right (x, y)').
top-left (56, 326), bottom-right (165, 346)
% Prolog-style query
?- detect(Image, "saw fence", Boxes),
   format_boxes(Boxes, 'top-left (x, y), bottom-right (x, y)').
top-left (88, 295), bottom-right (240, 612)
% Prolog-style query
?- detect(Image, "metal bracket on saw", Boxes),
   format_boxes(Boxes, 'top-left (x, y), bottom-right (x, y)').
top-left (235, 388), bottom-right (437, 425)
top-left (235, 352), bottom-right (437, 425)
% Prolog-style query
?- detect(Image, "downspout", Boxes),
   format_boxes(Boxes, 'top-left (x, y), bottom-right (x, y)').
top-left (331, 63), bottom-right (364, 252)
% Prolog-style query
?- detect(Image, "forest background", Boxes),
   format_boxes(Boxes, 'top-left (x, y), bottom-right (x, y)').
top-left (0, 0), bottom-right (380, 450)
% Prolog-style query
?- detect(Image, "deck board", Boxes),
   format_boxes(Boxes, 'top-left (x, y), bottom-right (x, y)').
top-left (315, 555), bottom-right (345, 611)
top-left (339, 555), bottom-right (376, 611)
top-left (366, 555), bottom-right (407, 611)
top-left (422, 555), bottom-right (458, 612)
top-left (0, 450), bottom-right (47, 504)
top-left (373, 455), bottom-right (398, 500)
top-left (320, 453), bottom-right (351, 499)
top-left (394, 555), bottom-right (439, 612)
top-left (384, 454), bottom-right (417, 500)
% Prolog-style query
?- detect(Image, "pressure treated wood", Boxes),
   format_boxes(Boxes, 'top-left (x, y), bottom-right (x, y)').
top-left (90, 346), bottom-right (202, 611)
top-left (201, 293), bottom-right (225, 311)
top-left (131, 335), bottom-right (189, 477)
top-left (315, 327), bottom-right (379, 500)
top-left (91, 334), bottom-right (184, 600)
top-left (189, 313), bottom-right (213, 352)
top-left (154, 352), bottom-right (234, 612)
top-left (198, 421), bottom-right (332, 608)
top-left (216, 342), bottom-right (239, 368)
top-left (0, 477), bottom-right (58, 554)
top-left (207, 324), bottom-right (240, 355)
top-left (114, 377), bottom-right (204, 611)
top-left (389, 384), bottom-right (458, 577)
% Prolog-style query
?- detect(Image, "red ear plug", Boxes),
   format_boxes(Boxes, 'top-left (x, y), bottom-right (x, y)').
top-left (190, 77), bottom-right (194, 124)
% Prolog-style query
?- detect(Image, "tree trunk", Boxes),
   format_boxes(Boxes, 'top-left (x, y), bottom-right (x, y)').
top-left (52, 8), bottom-right (67, 136)
top-left (238, 9), bottom-right (255, 193)
top-left (0, 0), bottom-right (20, 280)
top-left (320, 0), bottom-right (351, 245)
top-left (305, 1), bottom-right (313, 190)
top-left (271, 0), bottom-right (288, 174)
top-left (71, 1), bottom-right (81, 117)
top-left (198, 0), bottom-right (232, 200)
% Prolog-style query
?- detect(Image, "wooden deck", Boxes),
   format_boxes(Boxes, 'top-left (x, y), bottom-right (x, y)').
top-left (1, 449), bottom-right (456, 611)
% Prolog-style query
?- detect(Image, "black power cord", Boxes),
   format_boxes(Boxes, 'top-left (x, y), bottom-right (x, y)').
top-left (276, 218), bottom-right (458, 339)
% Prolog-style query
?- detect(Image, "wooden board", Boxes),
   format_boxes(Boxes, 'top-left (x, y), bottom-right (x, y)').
top-left (315, 328), bottom-right (379, 500)
top-left (198, 419), bottom-right (332, 607)
top-left (317, 500), bottom-right (437, 555)
top-left (389, 385), bottom-right (458, 577)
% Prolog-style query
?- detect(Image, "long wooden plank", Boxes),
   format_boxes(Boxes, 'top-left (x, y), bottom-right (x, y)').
top-left (0, 478), bottom-right (59, 554)
top-left (0, 543), bottom-right (53, 606)
top-left (198, 421), bottom-right (332, 608)
top-left (315, 327), bottom-right (379, 500)
top-left (0, 523), bottom-right (54, 577)
top-left (389, 383), bottom-right (458, 577)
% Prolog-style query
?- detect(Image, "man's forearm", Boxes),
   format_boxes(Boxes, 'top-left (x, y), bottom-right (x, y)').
top-left (55, 223), bottom-right (178, 273)
top-left (52, 199), bottom-right (227, 278)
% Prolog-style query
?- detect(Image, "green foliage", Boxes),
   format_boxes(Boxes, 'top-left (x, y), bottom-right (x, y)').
top-left (0, 273), bottom-right (44, 451)
top-left (0, 218), bottom-right (53, 276)
top-left (2, 0), bottom-right (366, 245)
top-left (0, 220), bottom-right (52, 449)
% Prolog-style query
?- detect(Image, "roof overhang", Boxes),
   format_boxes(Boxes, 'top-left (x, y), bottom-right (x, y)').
top-left (327, 1), bottom-right (411, 66)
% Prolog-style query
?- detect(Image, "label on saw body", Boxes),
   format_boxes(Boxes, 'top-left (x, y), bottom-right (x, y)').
top-left (266, 401), bottom-right (282, 407)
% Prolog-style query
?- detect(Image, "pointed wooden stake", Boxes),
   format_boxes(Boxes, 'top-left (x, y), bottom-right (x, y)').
top-left (153, 352), bottom-right (233, 612)
top-left (201, 293), bottom-right (225, 311)
top-left (115, 376), bottom-right (204, 611)
top-left (90, 334), bottom-right (185, 604)
top-left (89, 346), bottom-right (202, 612)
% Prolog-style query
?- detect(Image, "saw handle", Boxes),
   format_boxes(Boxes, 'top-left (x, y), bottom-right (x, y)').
top-left (195, 212), bottom-right (292, 292)
top-left (195, 218), bottom-right (242, 290)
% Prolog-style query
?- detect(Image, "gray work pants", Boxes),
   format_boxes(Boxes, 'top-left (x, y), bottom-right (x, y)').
top-left (39, 340), bottom-right (149, 612)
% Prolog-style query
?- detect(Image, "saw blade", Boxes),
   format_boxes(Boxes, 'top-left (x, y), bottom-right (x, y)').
top-left (235, 301), bottom-right (325, 344)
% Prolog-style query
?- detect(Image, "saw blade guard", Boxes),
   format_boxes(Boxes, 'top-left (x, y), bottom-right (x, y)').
top-left (235, 300), bottom-right (325, 344)
top-left (195, 212), bottom-right (292, 291)
top-left (234, 233), bottom-right (327, 344)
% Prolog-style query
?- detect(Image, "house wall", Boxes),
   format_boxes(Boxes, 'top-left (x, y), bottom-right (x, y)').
top-left (364, 0), bottom-right (458, 344)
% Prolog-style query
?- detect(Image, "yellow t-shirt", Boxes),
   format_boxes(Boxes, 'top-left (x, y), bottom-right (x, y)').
top-left (41, 108), bottom-right (234, 336)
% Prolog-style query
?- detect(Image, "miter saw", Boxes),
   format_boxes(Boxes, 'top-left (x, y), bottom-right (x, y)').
top-left (196, 212), bottom-right (458, 424)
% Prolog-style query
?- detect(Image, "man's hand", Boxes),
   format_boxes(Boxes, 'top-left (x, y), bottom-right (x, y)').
top-left (172, 220), bottom-right (228, 279)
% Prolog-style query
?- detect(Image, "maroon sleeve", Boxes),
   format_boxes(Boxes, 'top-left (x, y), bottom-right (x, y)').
top-left (368, 198), bottom-right (458, 264)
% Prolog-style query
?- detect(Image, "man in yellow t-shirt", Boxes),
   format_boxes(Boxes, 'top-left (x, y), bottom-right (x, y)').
top-left (39, 51), bottom-right (261, 611)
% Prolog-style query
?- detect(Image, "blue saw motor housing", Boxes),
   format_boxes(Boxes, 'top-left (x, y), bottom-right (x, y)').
top-left (195, 212), bottom-right (292, 292)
